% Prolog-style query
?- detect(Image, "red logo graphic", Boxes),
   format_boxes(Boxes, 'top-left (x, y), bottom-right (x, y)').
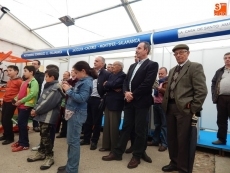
top-left (214, 3), bottom-right (227, 16)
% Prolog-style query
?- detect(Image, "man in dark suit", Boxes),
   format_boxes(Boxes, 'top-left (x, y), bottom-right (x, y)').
top-left (32, 60), bottom-right (45, 132)
top-left (80, 56), bottom-right (110, 150)
top-left (161, 44), bottom-right (207, 173)
top-left (99, 61), bottom-right (126, 151)
top-left (102, 41), bottom-right (159, 169)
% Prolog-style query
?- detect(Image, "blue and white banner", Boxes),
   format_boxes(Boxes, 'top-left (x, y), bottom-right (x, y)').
top-left (69, 33), bottom-right (151, 55)
top-left (153, 19), bottom-right (230, 44)
top-left (21, 33), bottom-right (151, 59)
top-left (21, 48), bottom-right (69, 59)
top-left (69, 33), bottom-right (151, 56)
top-left (178, 19), bottom-right (230, 38)
top-left (21, 18), bottom-right (230, 59)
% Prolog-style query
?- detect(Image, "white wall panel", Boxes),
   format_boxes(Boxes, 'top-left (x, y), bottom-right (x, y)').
top-left (202, 47), bottom-right (230, 132)
top-left (0, 40), bottom-right (29, 77)
top-left (69, 56), bottom-right (90, 71)
top-left (123, 57), bottom-right (135, 74)
top-left (0, 40), bottom-right (26, 57)
top-left (59, 62), bottom-right (68, 81)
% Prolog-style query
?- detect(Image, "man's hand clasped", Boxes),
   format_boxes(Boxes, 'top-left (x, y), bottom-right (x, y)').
top-left (30, 109), bottom-right (36, 117)
top-left (125, 91), bottom-right (133, 102)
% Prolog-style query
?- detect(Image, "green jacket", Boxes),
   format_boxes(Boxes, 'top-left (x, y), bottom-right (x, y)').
top-left (15, 78), bottom-right (39, 107)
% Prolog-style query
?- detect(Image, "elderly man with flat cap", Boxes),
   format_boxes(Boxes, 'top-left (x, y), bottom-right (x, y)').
top-left (161, 44), bottom-right (207, 173)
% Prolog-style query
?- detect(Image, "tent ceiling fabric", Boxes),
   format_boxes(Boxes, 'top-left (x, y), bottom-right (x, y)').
top-left (0, 0), bottom-right (230, 48)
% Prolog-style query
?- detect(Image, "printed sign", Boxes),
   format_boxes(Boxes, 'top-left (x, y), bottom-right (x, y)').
top-left (68, 34), bottom-right (151, 56)
top-left (21, 49), bottom-right (69, 59)
top-left (178, 19), bottom-right (230, 38)
top-left (21, 33), bottom-right (151, 59)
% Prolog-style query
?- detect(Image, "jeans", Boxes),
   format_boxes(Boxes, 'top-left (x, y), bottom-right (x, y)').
top-left (66, 110), bottom-right (87, 173)
top-left (152, 104), bottom-right (167, 147)
top-left (2, 102), bottom-right (16, 140)
top-left (18, 108), bottom-right (32, 147)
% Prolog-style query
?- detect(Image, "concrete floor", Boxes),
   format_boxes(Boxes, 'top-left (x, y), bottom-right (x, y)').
top-left (0, 129), bottom-right (229, 173)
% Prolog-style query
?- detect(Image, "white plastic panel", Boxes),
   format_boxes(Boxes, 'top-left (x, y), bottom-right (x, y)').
top-left (123, 57), bottom-right (136, 74)
top-left (202, 47), bottom-right (230, 132)
top-left (59, 62), bottom-right (68, 81)
top-left (69, 56), bottom-right (90, 71)
top-left (43, 60), bottom-right (60, 70)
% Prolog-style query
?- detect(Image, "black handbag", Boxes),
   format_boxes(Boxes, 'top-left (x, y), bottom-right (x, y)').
top-left (98, 93), bottom-right (107, 111)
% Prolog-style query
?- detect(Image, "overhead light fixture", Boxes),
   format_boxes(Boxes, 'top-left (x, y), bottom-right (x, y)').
top-left (0, 6), bottom-right (10, 20)
top-left (59, 15), bottom-right (75, 26)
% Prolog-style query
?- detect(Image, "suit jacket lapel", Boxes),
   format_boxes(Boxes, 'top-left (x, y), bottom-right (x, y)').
top-left (128, 63), bottom-right (138, 81)
top-left (132, 59), bottom-right (149, 81)
top-left (167, 66), bottom-right (176, 86)
top-left (174, 60), bottom-right (191, 86)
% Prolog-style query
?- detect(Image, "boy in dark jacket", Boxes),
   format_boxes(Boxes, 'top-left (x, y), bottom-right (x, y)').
top-left (27, 69), bottom-right (65, 170)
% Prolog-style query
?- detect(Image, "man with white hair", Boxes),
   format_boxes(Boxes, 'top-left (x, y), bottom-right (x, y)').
top-left (102, 42), bottom-right (159, 169)
top-left (99, 61), bottom-right (126, 152)
top-left (80, 56), bottom-right (110, 150)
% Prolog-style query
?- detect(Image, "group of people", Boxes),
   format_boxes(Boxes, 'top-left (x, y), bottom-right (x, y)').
top-left (0, 60), bottom-right (97, 173)
top-left (0, 41), bottom-right (229, 173)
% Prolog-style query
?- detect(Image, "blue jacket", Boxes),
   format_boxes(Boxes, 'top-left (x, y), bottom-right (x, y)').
top-left (97, 68), bottom-right (110, 98)
top-left (65, 76), bottom-right (93, 112)
top-left (104, 71), bottom-right (126, 111)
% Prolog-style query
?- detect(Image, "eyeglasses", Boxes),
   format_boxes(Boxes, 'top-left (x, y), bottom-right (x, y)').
top-left (173, 50), bottom-right (188, 56)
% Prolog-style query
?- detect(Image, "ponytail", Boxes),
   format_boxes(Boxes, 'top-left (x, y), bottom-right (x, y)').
top-left (73, 61), bottom-right (98, 79)
top-left (88, 68), bottom-right (98, 79)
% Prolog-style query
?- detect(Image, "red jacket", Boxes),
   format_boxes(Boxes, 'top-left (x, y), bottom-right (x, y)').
top-left (3, 77), bottom-right (23, 102)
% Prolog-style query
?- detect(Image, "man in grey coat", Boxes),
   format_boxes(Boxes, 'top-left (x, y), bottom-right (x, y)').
top-left (161, 44), bottom-right (207, 173)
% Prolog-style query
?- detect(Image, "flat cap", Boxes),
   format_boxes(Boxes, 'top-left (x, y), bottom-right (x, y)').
top-left (172, 44), bottom-right (189, 52)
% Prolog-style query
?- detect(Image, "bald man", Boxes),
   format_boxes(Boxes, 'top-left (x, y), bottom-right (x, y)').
top-left (80, 56), bottom-right (110, 150)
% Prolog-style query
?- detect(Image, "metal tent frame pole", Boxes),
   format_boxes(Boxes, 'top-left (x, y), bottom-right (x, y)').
top-left (31, 0), bottom-right (141, 31)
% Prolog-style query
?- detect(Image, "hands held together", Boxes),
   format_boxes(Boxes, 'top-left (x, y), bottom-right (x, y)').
top-left (125, 92), bottom-right (133, 102)
top-left (30, 109), bottom-right (36, 117)
top-left (62, 82), bottom-right (71, 91)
